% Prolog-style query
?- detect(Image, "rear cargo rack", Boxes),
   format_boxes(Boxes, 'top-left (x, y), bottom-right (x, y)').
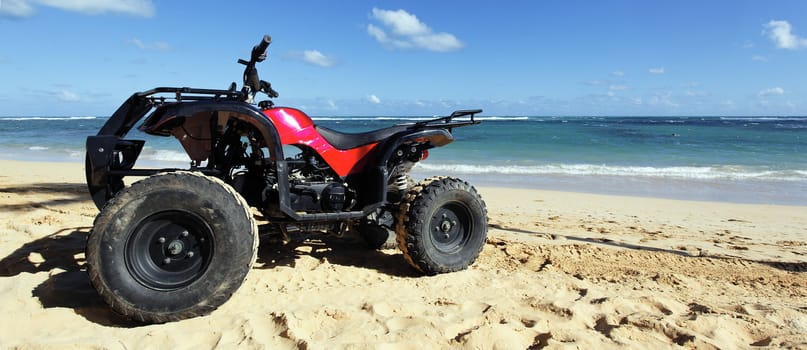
top-left (410, 109), bottom-right (483, 129)
top-left (136, 86), bottom-right (246, 105)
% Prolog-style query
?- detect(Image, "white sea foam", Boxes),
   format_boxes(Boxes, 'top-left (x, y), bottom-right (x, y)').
top-left (312, 116), bottom-right (528, 122)
top-left (28, 146), bottom-right (49, 151)
top-left (718, 117), bottom-right (807, 122)
top-left (141, 149), bottom-right (190, 162)
top-left (475, 116), bottom-right (530, 121)
top-left (415, 163), bottom-right (807, 182)
top-left (0, 116), bottom-right (97, 121)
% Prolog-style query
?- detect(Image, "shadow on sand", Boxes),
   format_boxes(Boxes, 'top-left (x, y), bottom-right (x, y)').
top-left (0, 225), bottom-right (419, 327)
top-left (489, 223), bottom-right (807, 273)
top-left (0, 227), bottom-right (139, 327)
top-left (0, 182), bottom-right (90, 212)
top-left (256, 232), bottom-right (418, 278)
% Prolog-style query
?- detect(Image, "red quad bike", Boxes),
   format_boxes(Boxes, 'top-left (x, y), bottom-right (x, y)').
top-left (85, 35), bottom-right (488, 323)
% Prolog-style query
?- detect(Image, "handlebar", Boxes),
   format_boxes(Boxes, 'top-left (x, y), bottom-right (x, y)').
top-left (251, 35), bottom-right (272, 63)
top-left (239, 35), bottom-right (277, 103)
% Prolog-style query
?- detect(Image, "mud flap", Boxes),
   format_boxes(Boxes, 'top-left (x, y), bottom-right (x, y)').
top-left (86, 135), bottom-right (145, 209)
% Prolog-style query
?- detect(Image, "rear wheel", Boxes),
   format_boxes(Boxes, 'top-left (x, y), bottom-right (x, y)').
top-left (396, 177), bottom-right (488, 275)
top-left (86, 171), bottom-right (258, 323)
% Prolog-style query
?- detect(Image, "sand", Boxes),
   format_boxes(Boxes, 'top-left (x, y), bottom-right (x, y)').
top-left (0, 159), bottom-right (805, 349)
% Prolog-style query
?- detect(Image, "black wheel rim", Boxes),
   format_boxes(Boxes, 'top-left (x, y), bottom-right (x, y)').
top-left (429, 201), bottom-right (473, 253)
top-left (125, 210), bottom-right (214, 291)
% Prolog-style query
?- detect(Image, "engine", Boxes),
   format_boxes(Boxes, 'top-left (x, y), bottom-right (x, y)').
top-left (289, 181), bottom-right (348, 212)
top-left (273, 146), bottom-right (355, 213)
top-left (213, 119), bottom-right (357, 216)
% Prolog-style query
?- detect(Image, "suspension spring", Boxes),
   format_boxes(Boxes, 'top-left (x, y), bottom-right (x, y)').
top-left (394, 174), bottom-right (409, 191)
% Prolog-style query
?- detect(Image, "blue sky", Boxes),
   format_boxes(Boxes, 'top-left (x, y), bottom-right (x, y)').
top-left (1, 0), bottom-right (806, 116)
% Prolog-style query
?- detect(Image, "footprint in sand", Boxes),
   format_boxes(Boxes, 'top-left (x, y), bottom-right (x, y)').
top-left (531, 303), bottom-right (574, 320)
top-left (363, 301), bottom-right (396, 318)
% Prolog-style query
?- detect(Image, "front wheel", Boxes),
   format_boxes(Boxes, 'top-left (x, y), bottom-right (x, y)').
top-left (396, 177), bottom-right (488, 275)
top-left (86, 171), bottom-right (258, 323)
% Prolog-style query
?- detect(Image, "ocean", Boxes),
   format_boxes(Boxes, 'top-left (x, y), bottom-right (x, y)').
top-left (1, 115), bottom-right (806, 205)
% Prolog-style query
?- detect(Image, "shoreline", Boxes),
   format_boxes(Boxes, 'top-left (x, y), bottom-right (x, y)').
top-left (3, 157), bottom-right (806, 206)
top-left (424, 171), bottom-right (807, 206)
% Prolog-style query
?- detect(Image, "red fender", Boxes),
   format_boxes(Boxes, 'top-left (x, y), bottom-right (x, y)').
top-left (263, 107), bottom-right (377, 177)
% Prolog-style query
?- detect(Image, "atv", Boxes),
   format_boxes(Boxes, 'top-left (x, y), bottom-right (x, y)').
top-left (84, 35), bottom-right (488, 323)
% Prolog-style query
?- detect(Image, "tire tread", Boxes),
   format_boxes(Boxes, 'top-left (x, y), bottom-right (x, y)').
top-left (395, 176), bottom-right (487, 275)
top-left (86, 171), bottom-right (258, 323)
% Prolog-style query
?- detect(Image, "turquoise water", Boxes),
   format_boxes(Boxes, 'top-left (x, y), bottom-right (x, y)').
top-left (1, 115), bottom-right (806, 204)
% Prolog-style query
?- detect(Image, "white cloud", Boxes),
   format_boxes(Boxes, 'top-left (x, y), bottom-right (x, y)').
top-left (302, 50), bottom-right (336, 67)
top-left (411, 32), bottom-right (463, 52)
top-left (371, 8), bottom-right (430, 36)
top-left (758, 87), bottom-right (784, 97)
top-left (367, 94), bottom-right (381, 104)
top-left (285, 50), bottom-right (337, 67)
top-left (1, 0), bottom-right (154, 18)
top-left (57, 89), bottom-right (80, 102)
top-left (648, 67), bottom-right (666, 74)
top-left (751, 55), bottom-right (768, 62)
top-left (367, 24), bottom-right (388, 42)
top-left (367, 7), bottom-right (464, 52)
top-left (611, 71), bottom-right (625, 77)
top-left (0, 0), bottom-right (35, 17)
top-left (765, 20), bottom-right (807, 49)
top-left (648, 92), bottom-right (678, 108)
top-left (130, 38), bottom-right (170, 51)
top-left (597, 83), bottom-right (627, 97)
top-left (367, 24), bottom-right (412, 49)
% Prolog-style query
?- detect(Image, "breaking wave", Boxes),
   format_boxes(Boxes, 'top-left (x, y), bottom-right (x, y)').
top-left (415, 163), bottom-right (807, 182)
top-left (0, 116), bottom-right (97, 121)
top-left (313, 116), bottom-right (529, 122)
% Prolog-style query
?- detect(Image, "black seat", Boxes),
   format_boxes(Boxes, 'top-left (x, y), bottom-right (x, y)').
top-left (315, 124), bottom-right (411, 150)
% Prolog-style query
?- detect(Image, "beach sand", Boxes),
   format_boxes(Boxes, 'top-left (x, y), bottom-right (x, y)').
top-left (0, 159), bottom-right (805, 349)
